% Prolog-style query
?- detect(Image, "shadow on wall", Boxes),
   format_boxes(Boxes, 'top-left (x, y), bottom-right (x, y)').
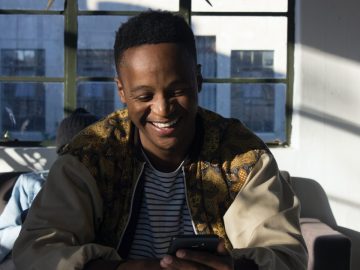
top-left (294, 106), bottom-right (360, 137)
top-left (299, 0), bottom-right (360, 64)
top-left (296, 2), bottom-right (360, 268)
top-left (290, 105), bottom-right (360, 269)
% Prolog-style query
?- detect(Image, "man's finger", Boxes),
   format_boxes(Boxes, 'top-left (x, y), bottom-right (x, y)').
top-left (160, 254), bottom-right (210, 270)
top-left (217, 239), bottom-right (229, 255)
top-left (175, 249), bottom-right (232, 270)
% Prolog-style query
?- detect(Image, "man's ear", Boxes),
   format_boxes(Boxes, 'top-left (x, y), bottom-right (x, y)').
top-left (115, 78), bottom-right (127, 104)
top-left (196, 64), bottom-right (203, 93)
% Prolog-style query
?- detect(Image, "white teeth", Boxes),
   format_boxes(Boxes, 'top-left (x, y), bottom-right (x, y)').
top-left (152, 118), bottom-right (179, 128)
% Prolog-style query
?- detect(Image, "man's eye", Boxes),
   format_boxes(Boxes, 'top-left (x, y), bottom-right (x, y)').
top-left (136, 95), bottom-right (152, 102)
top-left (172, 88), bottom-right (189, 96)
top-left (174, 90), bottom-right (185, 96)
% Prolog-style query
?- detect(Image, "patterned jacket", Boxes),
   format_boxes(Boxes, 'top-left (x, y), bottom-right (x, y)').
top-left (13, 108), bottom-right (307, 270)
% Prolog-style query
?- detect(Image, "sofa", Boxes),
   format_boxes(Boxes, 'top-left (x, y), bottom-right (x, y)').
top-left (281, 171), bottom-right (351, 270)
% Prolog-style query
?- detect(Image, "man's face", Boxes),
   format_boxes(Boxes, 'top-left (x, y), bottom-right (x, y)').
top-left (116, 43), bottom-right (200, 160)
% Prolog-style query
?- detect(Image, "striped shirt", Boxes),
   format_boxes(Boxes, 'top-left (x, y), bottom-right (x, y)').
top-left (128, 156), bottom-right (195, 259)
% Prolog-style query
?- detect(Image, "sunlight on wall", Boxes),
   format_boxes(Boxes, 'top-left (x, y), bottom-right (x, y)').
top-left (273, 44), bottom-right (360, 232)
top-left (0, 147), bottom-right (56, 172)
top-left (300, 46), bottom-right (360, 123)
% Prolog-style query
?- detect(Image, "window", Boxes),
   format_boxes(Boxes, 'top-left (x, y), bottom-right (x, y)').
top-left (1, 49), bottom-right (46, 140)
top-left (0, 11), bottom-right (64, 142)
top-left (77, 49), bottom-right (121, 117)
top-left (231, 50), bottom-right (275, 77)
top-left (230, 50), bottom-right (286, 142)
top-left (192, 14), bottom-right (290, 143)
top-left (0, 0), bottom-right (294, 145)
top-left (196, 36), bottom-right (217, 112)
top-left (1, 49), bottom-right (45, 77)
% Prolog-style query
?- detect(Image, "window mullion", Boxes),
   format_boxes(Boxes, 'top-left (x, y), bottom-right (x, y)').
top-left (286, 0), bottom-right (295, 144)
top-left (179, 0), bottom-right (191, 24)
top-left (0, 76), bottom-right (64, 83)
top-left (64, 0), bottom-right (78, 115)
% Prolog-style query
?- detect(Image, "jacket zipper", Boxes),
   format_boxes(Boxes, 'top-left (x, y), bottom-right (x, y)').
top-left (182, 166), bottom-right (197, 235)
top-left (116, 162), bottom-right (145, 251)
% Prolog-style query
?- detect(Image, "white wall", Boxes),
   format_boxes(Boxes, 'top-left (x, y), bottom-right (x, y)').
top-left (273, 0), bottom-right (360, 233)
top-left (272, 0), bottom-right (360, 268)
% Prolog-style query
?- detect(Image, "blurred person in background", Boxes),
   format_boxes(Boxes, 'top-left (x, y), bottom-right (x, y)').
top-left (0, 108), bottom-right (98, 269)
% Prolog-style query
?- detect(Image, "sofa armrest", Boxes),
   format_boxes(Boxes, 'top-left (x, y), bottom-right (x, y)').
top-left (300, 218), bottom-right (351, 270)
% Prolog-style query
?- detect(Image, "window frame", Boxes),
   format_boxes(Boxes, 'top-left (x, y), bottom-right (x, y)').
top-left (0, 0), bottom-right (295, 146)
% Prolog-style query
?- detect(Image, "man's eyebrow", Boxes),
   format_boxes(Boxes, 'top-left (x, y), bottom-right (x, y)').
top-left (166, 80), bottom-right (192, 89)
top-left (128, 85), bottom-right (153, 93)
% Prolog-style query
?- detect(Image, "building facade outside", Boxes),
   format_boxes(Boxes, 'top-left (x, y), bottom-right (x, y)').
top-left (0, 0), bottom-right (289, 143)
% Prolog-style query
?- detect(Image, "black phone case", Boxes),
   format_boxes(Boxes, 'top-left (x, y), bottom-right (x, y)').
top-left (167, 235), bottom-right (219, 255)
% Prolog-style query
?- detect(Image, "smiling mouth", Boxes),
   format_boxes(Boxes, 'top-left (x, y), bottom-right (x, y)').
top-left (150, 118), bottom-right (180, 129)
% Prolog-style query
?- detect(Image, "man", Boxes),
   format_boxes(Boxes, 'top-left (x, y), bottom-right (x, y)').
top-left (13, 11), bottom-right (307, 270)
top-left (0, 108), bottom-right (98, 267)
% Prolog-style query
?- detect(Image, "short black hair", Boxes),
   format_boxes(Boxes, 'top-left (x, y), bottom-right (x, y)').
top-left (113, 10), bottom-right (197, 73)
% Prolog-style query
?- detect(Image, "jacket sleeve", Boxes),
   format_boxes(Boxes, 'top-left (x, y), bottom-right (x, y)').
top-left (12, 155), bottom-right (122, 270)
top-left (223, 153), bottom-right (308, 270)
top-left (0, 172), bottom-right (44, 262)
top-left (0, 177), bottom-right (23, 262)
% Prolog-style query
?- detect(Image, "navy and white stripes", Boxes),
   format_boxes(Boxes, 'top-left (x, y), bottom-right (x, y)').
top-left (128, 159), bottom-right (194, 259)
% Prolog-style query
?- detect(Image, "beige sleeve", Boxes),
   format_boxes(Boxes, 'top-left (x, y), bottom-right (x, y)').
top-left (224, 153), bottom-right (308, 270)
top-left (12, 155), bottom-right (122, 270)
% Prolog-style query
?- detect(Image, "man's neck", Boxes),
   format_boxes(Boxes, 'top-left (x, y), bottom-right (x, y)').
top-left (141, 148), bottom-right (187, 173)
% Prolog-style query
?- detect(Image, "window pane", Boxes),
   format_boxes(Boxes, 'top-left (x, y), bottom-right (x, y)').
top-left (231, 50), bottom-right (275, 77)
top-left (199, 84), bottom-right (217, 112)
top-left (0, 0), bottom-right (64, 10)
top-left (77, 82), bottom-right (124, 118)
top-left (1, 49), bottom-right (45, 76)
top-left (78, 49), bottom-right (115, 77)
top-left (0, 82), bottom-right (64, 141)
top-left (192, 16), bottom-right (287, 79)
top-left (199, 83), bottom-right (286, 143)
top-left (192, 0), bottom-right (287, 12)
top-left (78, 16), bottom-right (129, 76)
top-left (79, 0), bottom-right (179, 11)
top-left (0, 15), bottom-right (64, 77)
top-left (196, 36), bottom-right (217, 78)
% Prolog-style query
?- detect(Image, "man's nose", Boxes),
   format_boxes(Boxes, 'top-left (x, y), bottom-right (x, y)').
top-left (153, 95), bottom-right (172, 116)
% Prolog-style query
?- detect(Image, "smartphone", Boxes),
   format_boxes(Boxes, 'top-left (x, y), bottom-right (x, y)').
top-left (167, 235), bottom-right (220, 255)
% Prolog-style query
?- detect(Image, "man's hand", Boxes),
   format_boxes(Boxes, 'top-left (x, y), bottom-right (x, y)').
top-left (117, 259), bottom-right (162, 270)
top-left (159, 239), bottom-right (233, 270)
top-left (85, 258), bottom-right (163, 270)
